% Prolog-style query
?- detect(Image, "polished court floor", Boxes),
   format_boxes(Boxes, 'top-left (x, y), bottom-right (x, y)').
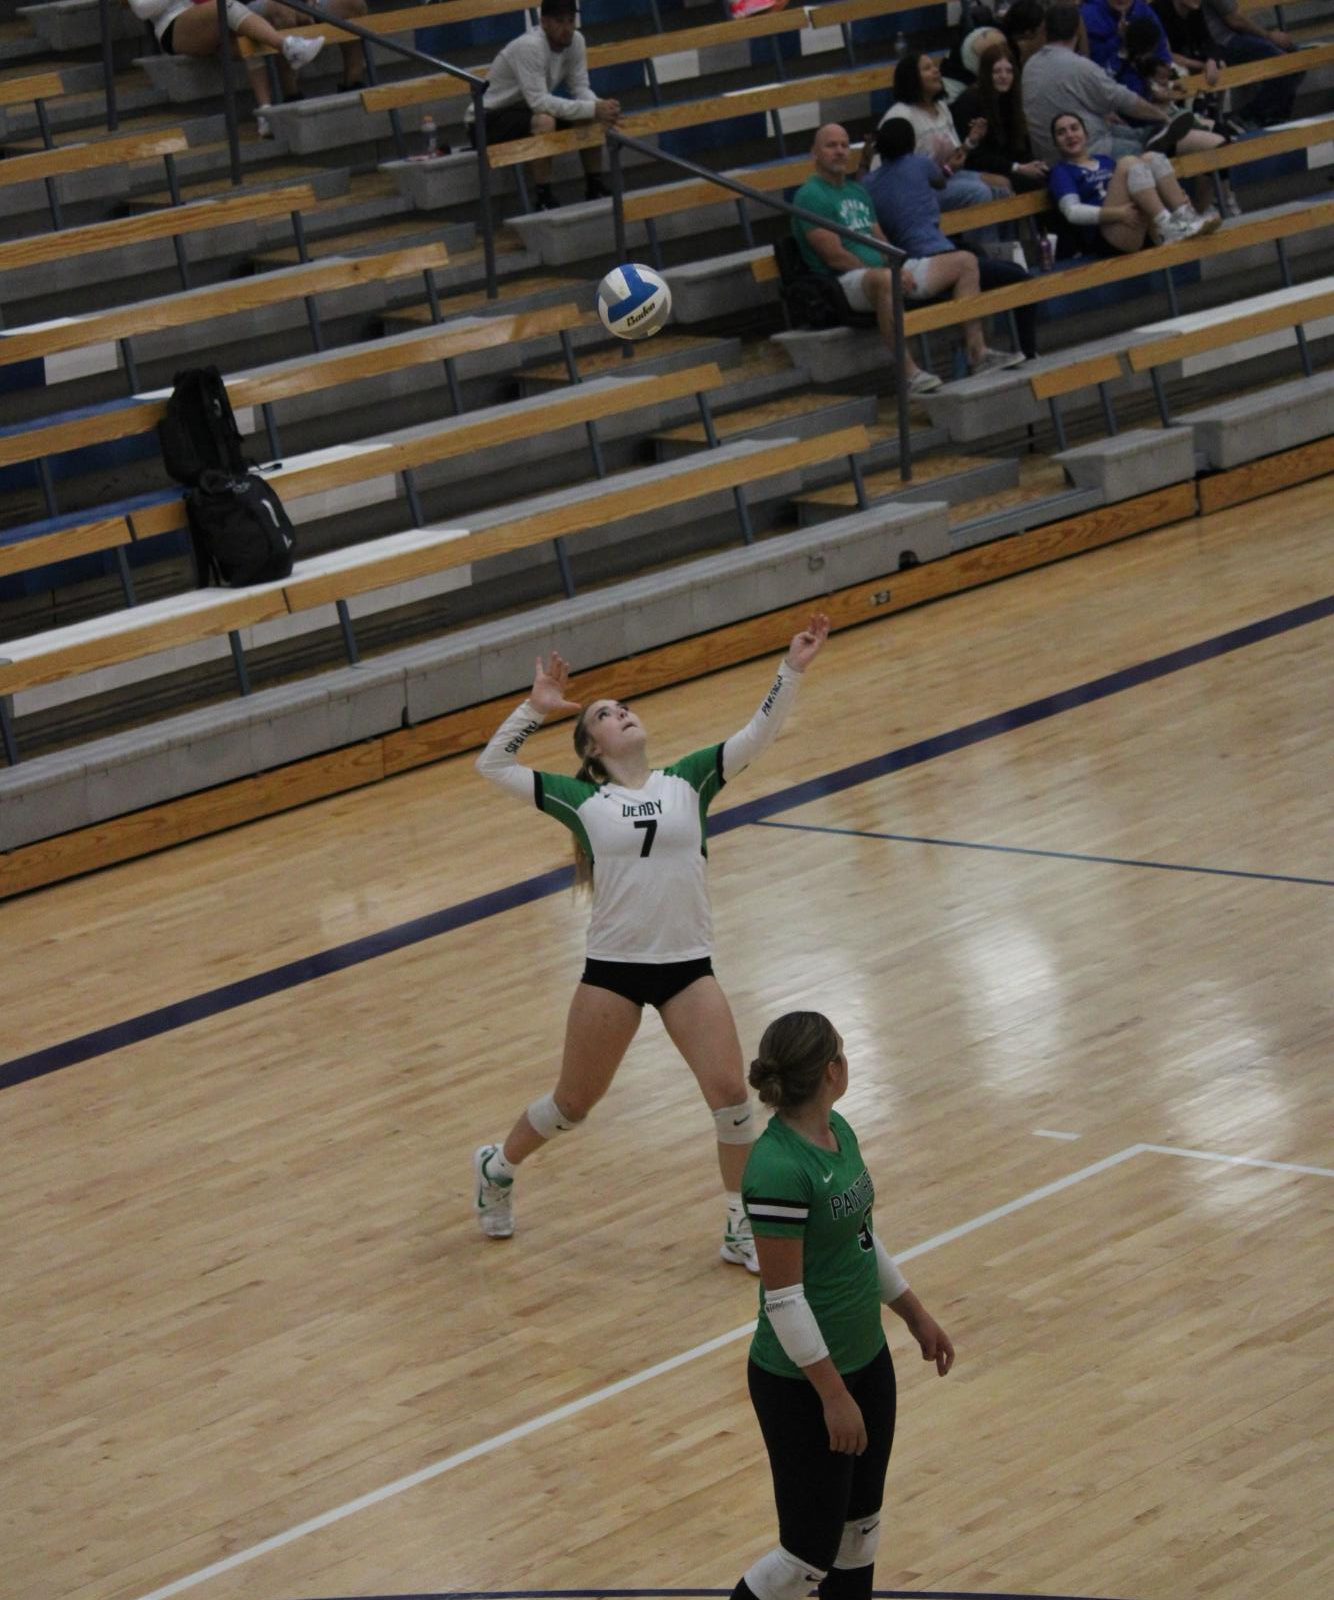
top-left (3, 479), bottom-right (1331, 1600)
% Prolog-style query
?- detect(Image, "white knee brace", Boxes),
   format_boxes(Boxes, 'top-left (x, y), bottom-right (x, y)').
top-left (1126, 162), bottom-right (1157, 195)
top-left (1143, 149), bottom-right (1174, 181)
top-left (526, 1092), bottom-right (577, 1139)
top-left (833, 1513), bottom-right (881, 1570)
top-left (713, 1099), bottom-right (757, 1145)
top-left (744, 1545), bottom-right (826, 1600)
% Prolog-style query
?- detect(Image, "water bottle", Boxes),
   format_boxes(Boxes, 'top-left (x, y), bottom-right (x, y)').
top-left (421, 114), bottom-right (438, 160)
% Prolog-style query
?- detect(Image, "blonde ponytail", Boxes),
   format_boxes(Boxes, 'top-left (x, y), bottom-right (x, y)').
top-left (571, 708), bottom-right (606, 894)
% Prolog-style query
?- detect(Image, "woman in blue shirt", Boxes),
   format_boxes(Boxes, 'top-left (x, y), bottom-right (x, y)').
top-left (1047, 111), bottom-right (1218, 253)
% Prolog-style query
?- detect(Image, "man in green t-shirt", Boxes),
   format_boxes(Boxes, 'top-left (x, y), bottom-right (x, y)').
top-left (790, 124), bottom-right (942, 395)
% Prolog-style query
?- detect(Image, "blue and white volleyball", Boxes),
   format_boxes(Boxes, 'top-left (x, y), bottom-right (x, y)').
top-left (596, 262), bottom-right (672, 341)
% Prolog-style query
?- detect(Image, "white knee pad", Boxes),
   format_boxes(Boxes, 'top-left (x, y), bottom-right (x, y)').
top-left (834, 1513), bottom-right (881, 1570)
top-left (744, 1545), bottom-right (826, 1600)
top-left (713, 1099), bottom-right (757, 1145)
top-left (526, 1092), bottom-right (577, 1139)
top-left (1143, 149), bottom-right (1174, 181)
top-left (1125, 162), bottom-right (1157, 195)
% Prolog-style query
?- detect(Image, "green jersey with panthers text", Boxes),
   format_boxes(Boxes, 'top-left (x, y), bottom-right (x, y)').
top-left (743, 1109), bottom-right (885, 1378)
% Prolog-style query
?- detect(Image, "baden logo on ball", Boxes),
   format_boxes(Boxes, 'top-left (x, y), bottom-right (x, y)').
top-left (597, 263), bottom-right (673, 341)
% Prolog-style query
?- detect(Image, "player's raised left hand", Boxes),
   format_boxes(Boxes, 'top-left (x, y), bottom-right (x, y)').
top-left (786, 613), bottom-right (830, 672)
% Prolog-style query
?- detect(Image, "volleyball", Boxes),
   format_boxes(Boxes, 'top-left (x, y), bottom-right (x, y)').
top-left (596, 262), bottom-right (672, 340)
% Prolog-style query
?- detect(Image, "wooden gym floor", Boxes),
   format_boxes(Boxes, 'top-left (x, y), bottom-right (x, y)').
top-left (2, 479), bottom-right (1331, 1600)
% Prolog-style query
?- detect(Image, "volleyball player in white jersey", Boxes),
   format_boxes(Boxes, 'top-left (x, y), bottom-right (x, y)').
top-left (472, 614), bottom-right (830, 1270)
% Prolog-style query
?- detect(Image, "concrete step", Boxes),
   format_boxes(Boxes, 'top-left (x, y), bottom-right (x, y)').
top-left (946, 459), bottom-right (1101, 552)
top-left (0, 17), bottom-right (46, 64)
top-left (383, 273), bottom-right (593, 332)
top-left (651, 391), bottom-right (873, 460)
top-left (254, 215), bottom-right (476, 267)
top-left (517, 331), bottom-right (741, 395)
top-left (796, 451), bottom-right (1019, 526)
top-left (0, 71), bottom-right (165, 139)
top-left (123, 160), bottom-right (352, 209)
top-left (19, 0), bottom-right (139, 51)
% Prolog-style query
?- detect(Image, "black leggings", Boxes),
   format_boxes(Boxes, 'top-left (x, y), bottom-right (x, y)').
top-left (748, 1344), bottom-right (897, 1578)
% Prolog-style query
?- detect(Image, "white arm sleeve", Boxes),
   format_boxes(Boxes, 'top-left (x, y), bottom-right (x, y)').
top-left (475, 699), bottom-right (546, 803)
top-left (873, 1234), bottom-right (910, 1304)
top-left (1058, 193), bottom-right (1105, 228)
top-left (764, 1282), bottom-right (831, 1369)
top-left (720, 660), bottom-right (803, 782)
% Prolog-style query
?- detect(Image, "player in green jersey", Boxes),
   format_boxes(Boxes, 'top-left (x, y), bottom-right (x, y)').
top-left (471, 618), bottom-right (830, 1270)
top-left (733, 1011), bottom-right (954, 1600)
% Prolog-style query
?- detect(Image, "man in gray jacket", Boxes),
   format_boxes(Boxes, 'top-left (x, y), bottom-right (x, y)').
top-left (1023, 3), bottom-right (1184, 162)
top-left (472, 0), bottom-right (621, 210)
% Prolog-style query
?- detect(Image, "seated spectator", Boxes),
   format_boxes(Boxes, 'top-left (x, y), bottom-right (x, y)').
top-left (1082, 0), bottom-right (1172, 95)
top-left (126, 0), bottom-right (325, 138)
top-left (1001, 0), bottom-right (1050, 66)
top-left (873, 50), bottom-right (1013, 219)
top-left (1048, 109), bottom-right (1220, 252)
top-left (791, 123), bottom-right (944, 395)
top-left (1024, 3), bottom-right (1218, 163)
top-left (1198, 0), bottom-right (1304, 127)
top-left (865, 118), bottom-right (1035, 369)
top-left (467, 0), bottom-right (620, 211)
top-left (951, 42), bottom-right (1051, 190)
top-left (249, 2), bottom-right (370, 113)
top-left (943, 23), bottom-right (1008, 96)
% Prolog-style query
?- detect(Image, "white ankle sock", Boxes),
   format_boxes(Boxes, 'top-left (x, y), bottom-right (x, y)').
top-left (486, 1147), bottom-right (515, 1183)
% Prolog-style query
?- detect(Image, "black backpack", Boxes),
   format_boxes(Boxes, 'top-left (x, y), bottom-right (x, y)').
top-left (186, 468), bottom-right (296, 588)
top-left (158, 366), bottom-right (249, 487)
top-left (773, 236), bottom-right (871, 332)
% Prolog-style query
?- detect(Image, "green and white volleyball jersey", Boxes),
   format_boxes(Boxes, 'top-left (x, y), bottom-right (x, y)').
top-left (743, 1109), bottom-right (886, 1378)
top-left (475, 662), bottom-right (803, 963)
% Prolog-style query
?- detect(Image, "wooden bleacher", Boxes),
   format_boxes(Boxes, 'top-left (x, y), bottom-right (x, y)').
top-left (2, 0), bottom-right (1331, 885)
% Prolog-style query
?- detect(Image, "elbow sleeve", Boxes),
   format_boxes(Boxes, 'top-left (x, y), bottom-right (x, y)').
top-left (764, 1282), bottom-right (830, 1369)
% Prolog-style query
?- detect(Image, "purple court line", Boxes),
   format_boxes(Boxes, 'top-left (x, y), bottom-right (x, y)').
top-left (4, 592), bottom-right (1331, 1092)
top-left (294, 1591), bottom-right (1129, 1600)
top-left (752, 821), bottom-right (1334, 888)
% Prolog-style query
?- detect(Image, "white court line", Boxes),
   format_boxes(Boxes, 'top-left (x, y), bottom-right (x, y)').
top-left (1033, 1129), bottom-right (1081, 1141)
top-left (133, 1141), bottom-right (1332, 1600)
top-left (1139, 1142), bottom-right (1334, 1179)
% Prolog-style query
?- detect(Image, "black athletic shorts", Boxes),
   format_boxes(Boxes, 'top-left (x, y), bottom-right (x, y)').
top-left (161, 16), bottom-right (179, 53)
top-left (580, 956), bottom-right (713, 1010)
top-left (473, 103), bottom-right (580, 148)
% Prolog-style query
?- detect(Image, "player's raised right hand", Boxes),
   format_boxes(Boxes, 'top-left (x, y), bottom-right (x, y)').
top-left (530, 653), bottom-right (582, 716)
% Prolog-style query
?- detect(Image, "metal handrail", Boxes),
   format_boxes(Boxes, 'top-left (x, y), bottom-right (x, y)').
top-left (606, 128), bottom-right (913, 483)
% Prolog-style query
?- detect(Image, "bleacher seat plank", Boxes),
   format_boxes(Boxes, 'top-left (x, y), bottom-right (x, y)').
top-left (1029, 354), bottom-right (1128, 403)
top-left (122, 360), bottom-right (726, 541)
top-left (1126, 284), bottom-right (1334, 371)
top-left (0, 517), bottom-right (131, 580)
top-left (586, 8), bottom-right (811, 69)
top-left (0, 182), bottom-right (319, 275)
top-left (1174, 113), bottom-right (1334, 177)
top-left (488, 64), bottom-right (897, 167)
top-left (632, 118), bottom-right (1334, 234)
top-left (0, 69), bottom-right (64, 106)
top-left (0, 587), bottom-right (290, 696)
top-left (0, 304), bottom-right (588, 471)
top-left (284, 424), bottom-right (872, 610)
top-left (901, 201), bottom-right (1334, 336)
top-left (0, 241), bottom-right (450, 369)
top-left (0, 129), bottom-right (189, 188)
top-left (1179, 39), bottom-right (1334, 93)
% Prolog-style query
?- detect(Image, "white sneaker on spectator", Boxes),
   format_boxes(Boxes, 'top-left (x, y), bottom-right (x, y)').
top-left (254, 111), bottom-right (272, 140)
top-left (970, 348), bottom-right (1026, 376)
top-left (907, 369), bottom-right (943, 395)
top-left (1222, 188), bottom-right (1243, 219)
top-left (1193, 207), bottom-right (1223, 235)
top-left (282, 34), bottom-right (324, 71)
